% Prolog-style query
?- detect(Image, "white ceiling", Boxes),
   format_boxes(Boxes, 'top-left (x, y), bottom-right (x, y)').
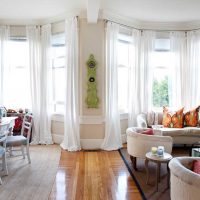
top-left (0, 0), bottom-right (200, 26)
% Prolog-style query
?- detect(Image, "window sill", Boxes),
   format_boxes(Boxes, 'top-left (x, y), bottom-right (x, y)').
top-left (120, 113), bottom-right (128, 120)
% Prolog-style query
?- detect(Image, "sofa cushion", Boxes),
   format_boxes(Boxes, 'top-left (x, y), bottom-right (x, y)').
top-left (184, 106), bottom-right (200, 127)
top-left (162, 106), bottom-right (184, 128)
top-left (192, 160), bottom-right (200, 174)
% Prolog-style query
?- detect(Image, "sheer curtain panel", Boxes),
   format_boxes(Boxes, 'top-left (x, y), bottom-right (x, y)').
top-left (26, 26), bottom-right (41, 144)
top-left (128, 31), bottom-right (155, 126)
top-left (0, 26), bottom-right (9, 106)
top-left (39, 24), bottom-right (53, 144)
top-left (169, 32), bottom-right (186, 108)
top-left (101, 22), bottom-right (122, 150)
top-left (185, 31), bottom-right (200, 109)
top-left (60, 17), bottom-right (81, 151)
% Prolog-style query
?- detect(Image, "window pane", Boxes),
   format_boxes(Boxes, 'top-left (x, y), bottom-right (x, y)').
top-left (55, 104), bottom-right (65, 114)
top-left (54, 68), bottom-right (65, 102)
top-left (118, 67), bottom-right (129, 112)
top-left (4, 40), bottom-right (31, 110)
top-left (153, 68), bottom-right (169, 107)
top-left (155, 38), bottom-right (170, 51)
top-left (118, 41), bottom-right (129, 66)
top-left (151, 51), bottom-right (172, 67)
top-left (51, 33), bottom-right (65, 113)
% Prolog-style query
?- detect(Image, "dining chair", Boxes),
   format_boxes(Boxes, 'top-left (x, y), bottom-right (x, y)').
top-left (6, 114), bottom-right (33, 164)
top-left (0, 133), bottom-right (8, 185)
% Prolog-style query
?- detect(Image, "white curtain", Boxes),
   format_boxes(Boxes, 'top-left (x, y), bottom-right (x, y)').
top-left (128, 29), bottom-right (141, 126)
top-left (169, 31), bottom-right (186, 108)
top-left (39, 24), bottom-right (53, 144)
top-left (101, 22), bottom-right (122, 150)
top-left (26, 26), bottom-right (41, 144)
top-left (0, 26), bottom-right (9, 106)
top-left (60, 17), bottom-right (81, 151)
top-left (184, 31), bottom-right (200, 109)
top-left (128, 30), bottom-right (155, 126)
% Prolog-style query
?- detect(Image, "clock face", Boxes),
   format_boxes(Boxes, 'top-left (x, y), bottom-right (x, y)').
top-left (88, 61), bottom-right (95, 68)
top-left (89, 77), bottom-right (95, 82)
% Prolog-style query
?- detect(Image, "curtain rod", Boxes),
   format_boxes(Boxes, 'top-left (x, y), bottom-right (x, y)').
top-left (105, 19), bottom-right (200, 32)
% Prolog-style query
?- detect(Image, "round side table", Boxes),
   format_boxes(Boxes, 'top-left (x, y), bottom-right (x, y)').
top-left (145, 152), bottom-right (172, 192)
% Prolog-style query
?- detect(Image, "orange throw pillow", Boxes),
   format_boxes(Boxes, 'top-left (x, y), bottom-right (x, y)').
top-left (184, 106), bottom-right (200, 127)
top-left (162, 106), bottom-right (184, 128)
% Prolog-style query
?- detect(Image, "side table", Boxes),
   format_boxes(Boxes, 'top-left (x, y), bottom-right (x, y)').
top-left (145, 152), bottom-right (172, 192)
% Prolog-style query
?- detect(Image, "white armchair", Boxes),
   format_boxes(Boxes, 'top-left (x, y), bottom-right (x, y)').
top-left (126, 127), bottom-right (173, 170)
top-left (169, 157), bottom-right (200, 200)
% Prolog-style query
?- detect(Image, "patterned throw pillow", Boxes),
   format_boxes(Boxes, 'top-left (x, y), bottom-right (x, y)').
top-left (162, 106), bottom-right (184, 128)
top-left (184, 106), bottom-right (200, 127)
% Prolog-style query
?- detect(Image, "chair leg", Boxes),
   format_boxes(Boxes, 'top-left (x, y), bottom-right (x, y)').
top-left (26, 145), bottom-right (31, 164)
top-left (9, 147), bottom-right (13, 156)
top-left (2, 154), bottom-right (8, 176)
top-left (130, 155), bottom-right (137, 171)
top-left (21, 145), bottom-right (25, 159)
top-left (0, 177), bottom-right (2, 185)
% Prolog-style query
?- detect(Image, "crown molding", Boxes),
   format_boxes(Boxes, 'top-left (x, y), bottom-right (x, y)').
top-left (0, 9), bottom-right (80, 26)
top-left (103, 10), bottom-right (200, 31)
top-left (1, 8), bottom-right (200, 30)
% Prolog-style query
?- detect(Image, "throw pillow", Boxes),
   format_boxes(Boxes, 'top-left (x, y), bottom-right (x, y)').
top-left (147, 111), bottom-right (155, 127)
top-left (141, 129), bottom-right (154, 135)
top-left (184, 106), bottom-right (200, 127)
top-left (162, 106), bottom-right (184, 128)
top-left (192, 160), bottom-right (200, 174)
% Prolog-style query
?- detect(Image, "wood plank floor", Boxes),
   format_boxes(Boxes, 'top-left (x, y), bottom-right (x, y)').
top-left (49, 150), bottom-right (142, 200)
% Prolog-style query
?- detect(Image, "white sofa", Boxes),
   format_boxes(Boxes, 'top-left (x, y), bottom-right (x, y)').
top-left (169, 157), bottom-right (200, 200)
top-left (126, 127), bottom-right (173, 170)
top-left (137, 113), bottom-right (200, 145)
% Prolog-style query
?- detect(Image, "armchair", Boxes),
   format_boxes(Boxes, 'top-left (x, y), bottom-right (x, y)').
top-left (126, 127), bottom-right (173, 170)
top-left (169, 157), bottom-right (200, 200)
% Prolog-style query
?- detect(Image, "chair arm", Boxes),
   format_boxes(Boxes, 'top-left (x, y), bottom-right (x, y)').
top-left (126, 128), bottom-right (173, 158)
top-left (169, 157), bottom-right (200, 187)
top-left (137, 113), bottom-right (148, 128)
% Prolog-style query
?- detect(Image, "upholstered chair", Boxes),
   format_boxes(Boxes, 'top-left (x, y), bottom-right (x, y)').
top-left (6, 114), bottom-right (33, 164)
top-left (169, 157), bottom-right (200, 200)
top-left (126, 127), bottom-right (173, 170)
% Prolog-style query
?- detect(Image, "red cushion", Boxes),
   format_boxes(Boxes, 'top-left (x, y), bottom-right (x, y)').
top-left (192, 160), bottom-right (200, 174)
top-left (142, 129), bottom-right (154, 135)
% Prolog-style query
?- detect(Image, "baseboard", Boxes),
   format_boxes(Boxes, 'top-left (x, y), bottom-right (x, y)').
top-left (122, 133), bottom-right (127, 143)
top-left (80, 139), bottom-right (104, 150)
top-left (52, 134), bottom-right (63, 144)
top-left (52, 134), bottom-right (126, 149)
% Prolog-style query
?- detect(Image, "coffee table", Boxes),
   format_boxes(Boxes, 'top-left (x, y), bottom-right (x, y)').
top-left (145, 152), bottom-right (172, 192)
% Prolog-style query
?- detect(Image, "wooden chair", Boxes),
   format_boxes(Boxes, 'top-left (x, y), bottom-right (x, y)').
top-left (6, 114), bottom-right (33, 164)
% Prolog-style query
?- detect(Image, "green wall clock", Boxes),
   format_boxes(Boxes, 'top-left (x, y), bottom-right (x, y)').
top-left (85, 54), bottom-right (99, 108)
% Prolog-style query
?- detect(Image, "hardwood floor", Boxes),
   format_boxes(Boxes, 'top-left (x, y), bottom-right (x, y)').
top-left (49, 150), bottom-right (142, 200)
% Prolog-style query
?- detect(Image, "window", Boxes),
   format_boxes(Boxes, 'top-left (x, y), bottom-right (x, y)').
top-left (4, 39), bottom-right (31, 110)
top-left (51, 34), bottom-right (65, 113)
top-left (117, 34), bottom-right (132, 113)
top-left (152, 38), bottom-right (171, 109)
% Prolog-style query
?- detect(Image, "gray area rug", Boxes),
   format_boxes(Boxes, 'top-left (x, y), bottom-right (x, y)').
top-left (0, 144), bottom-right (61, 200)
top-left (119, 147), bottom-right (189, 200)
